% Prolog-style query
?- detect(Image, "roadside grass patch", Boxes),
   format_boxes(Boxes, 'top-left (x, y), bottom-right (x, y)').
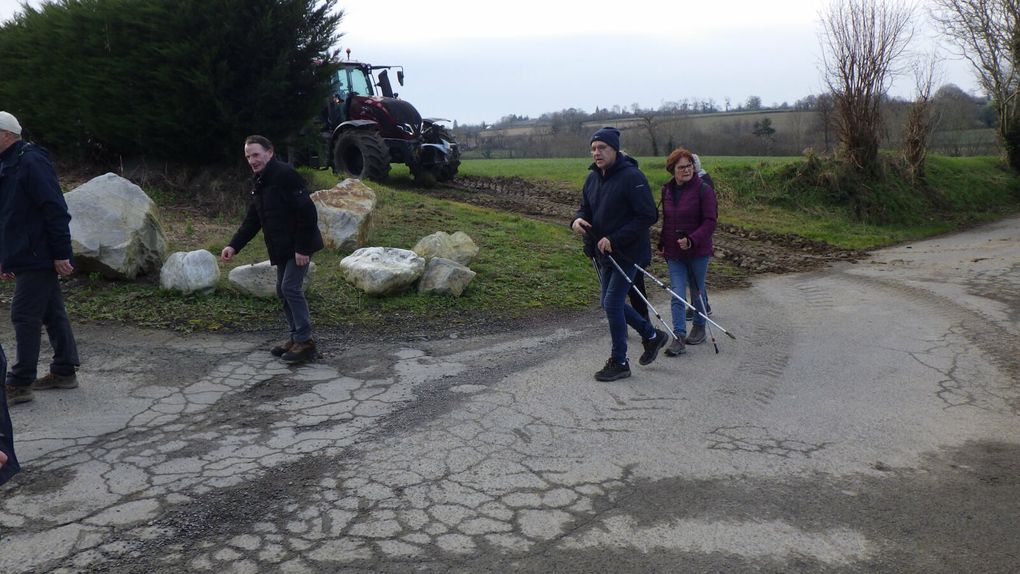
top-left (4, 154), bottom-right (1015, 333)
top-left (38, 173), bottom-right (599, 333)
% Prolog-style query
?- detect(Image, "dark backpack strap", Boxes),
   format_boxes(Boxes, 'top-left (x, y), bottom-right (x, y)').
top-left (698, 178), bottom-right (718, 219)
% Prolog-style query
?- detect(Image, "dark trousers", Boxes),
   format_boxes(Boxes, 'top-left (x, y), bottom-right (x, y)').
top-left (1, 344), bottom-right (21, 485)
top-left (6, 268), bottom-right (80, 386)
top-left (628, 272), bottom-right (649, 321)
top-left (276, 259), bottom-right (313, 343)
top-left (600, 263), bottom-right (655, 364)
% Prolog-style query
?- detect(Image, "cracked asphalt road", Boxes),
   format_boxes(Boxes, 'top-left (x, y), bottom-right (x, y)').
top-left (1, 216), bottom-right (1018, 573)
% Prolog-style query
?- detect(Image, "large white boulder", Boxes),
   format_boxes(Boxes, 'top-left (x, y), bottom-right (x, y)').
top-left (159, 250), bottom-right (220, 295)
top-left (228, 260), bottom-right (315, 298)
top-left (340, 247), bottom-right (425, 296)
top-left (417, 257), bottom-right (476, 297)
top-left (66, 173), bottom-right (167, 279)
top-left (412, 231), bottom-right (479, 265)
top-left (311, 178), bottom-right (377, 252)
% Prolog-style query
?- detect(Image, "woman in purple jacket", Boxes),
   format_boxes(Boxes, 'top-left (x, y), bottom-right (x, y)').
top-left (658, 147), bottom-right (718, 357)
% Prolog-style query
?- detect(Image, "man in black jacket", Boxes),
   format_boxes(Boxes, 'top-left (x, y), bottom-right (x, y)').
top-left (221, 135), bottom-right (325, 363)
top-left (0, 111), bottom-right (80, 406)
top-left (571, 127), bottom-right (667, 381)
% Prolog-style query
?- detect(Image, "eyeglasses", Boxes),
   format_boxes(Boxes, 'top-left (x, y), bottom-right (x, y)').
top-left (675, 163), bottom-right (694, 171)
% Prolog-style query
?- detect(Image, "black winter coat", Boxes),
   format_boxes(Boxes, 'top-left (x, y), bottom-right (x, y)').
top-left (572, 154), bottom-right (657, 268)
top-left (0, 141), bottom-right (73, 273)
top-left (228, 158), bottom-right (324, 265)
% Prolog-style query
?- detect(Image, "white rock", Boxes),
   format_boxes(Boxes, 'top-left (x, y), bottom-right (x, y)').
top-left (339, 247), bottom-right (425, 296)
top-left (412, 231), bottom-right (479, 265)
top-left (160, 250), bottom-right (220, 295)
top-left (66, 173), bottom-right (167, 279)
top-left (228, 260), bottom-right (315, 298)
top-left (311, 178), bottom-right (377, 252)
top-left (417, 257), bottom-right (476, 297)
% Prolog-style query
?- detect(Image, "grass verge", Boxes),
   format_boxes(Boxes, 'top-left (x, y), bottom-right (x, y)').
top-left (3, 153), bottom-right (1016, 334)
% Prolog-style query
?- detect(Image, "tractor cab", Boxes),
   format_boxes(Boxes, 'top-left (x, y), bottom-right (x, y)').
top-left (323, 52), bottom-right (459, 186)
top-left (326, 61), bottom-right (405, 128)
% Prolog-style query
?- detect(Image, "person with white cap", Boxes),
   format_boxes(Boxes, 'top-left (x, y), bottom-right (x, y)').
top-left (0, 111), bottom-right (80, 406)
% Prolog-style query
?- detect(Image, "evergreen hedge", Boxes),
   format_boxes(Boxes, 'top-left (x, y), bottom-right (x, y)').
top-left (0, 0), bottom-right (341, 162)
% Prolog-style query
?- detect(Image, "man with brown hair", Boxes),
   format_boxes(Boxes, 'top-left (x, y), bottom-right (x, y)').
top-left (221, 135), bottom-right (324, 363)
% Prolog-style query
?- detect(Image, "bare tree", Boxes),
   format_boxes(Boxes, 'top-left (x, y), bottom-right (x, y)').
top-left (930, 0), bottom-right (1020, 170)
top-left (902, 53), bottom-right (943, 181)
top-left (820, 0), bottom-right (914, 171)
top-left (815, 93), bottom-right (837, 152)
top-left (637, 113), bottom-right (661, 157)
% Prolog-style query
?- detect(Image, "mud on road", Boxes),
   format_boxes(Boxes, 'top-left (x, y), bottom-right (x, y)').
top-left (437, 175), bottom-right (865, 289)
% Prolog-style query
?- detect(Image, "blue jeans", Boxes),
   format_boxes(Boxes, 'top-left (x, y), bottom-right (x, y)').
top-left (600, 261), bottom-right (656, 364)
top-left (276, 259), bottom-right (313, 342)
top-left (667, 256), bottom-right (710, 336)
top-left (6, 269), bottom-right (79, 386)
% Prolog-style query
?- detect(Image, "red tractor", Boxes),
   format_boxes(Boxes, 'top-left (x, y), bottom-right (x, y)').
top-left (322, 54), bottom-right (460, 187)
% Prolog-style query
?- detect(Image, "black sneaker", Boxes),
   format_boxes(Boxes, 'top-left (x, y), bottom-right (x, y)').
top-left (665, 335), bottom-right (686, 356)
top-left (594, 358), bottom-right (631, 382)
top-left (686, 324), bottom-right (707, 345)
top-left (639, 329), bottom-right (669, 366)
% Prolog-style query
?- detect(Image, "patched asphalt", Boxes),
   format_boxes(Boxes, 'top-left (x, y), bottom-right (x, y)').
top-left (1, 216), bottom-right (1018, 573)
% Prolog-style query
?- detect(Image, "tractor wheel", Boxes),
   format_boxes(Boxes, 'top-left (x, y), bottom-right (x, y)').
top-left (333, 130), bottom-right (391, 181)
top-left (434, 127), bottom-right (461, 182)
top-left (412, 167), bottom-right (438, 189)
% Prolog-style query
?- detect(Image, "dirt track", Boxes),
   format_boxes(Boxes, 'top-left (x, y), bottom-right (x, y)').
top-left (436, 175), bottom-right (865, 289)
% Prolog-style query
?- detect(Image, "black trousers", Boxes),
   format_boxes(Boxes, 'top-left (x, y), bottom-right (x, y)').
top-left (7, 268), bottom-right (80, 386)
top-left (628, 272), bottom-right (649, 322)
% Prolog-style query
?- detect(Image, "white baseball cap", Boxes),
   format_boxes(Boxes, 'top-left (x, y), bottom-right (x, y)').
top-left (0, 111), bottom-right (23, 135)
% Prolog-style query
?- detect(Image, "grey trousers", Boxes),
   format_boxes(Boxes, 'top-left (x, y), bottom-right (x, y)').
top-left (276, 259), bottom-right (313, 342)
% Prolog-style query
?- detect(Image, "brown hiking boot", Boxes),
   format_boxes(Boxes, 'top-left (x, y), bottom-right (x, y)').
top-left (270, 339), bottom-right (294, 357)
top-left (5, 383), bottom-right (34, 405)
top-left (686, 324), bottom-right (707, 345)
top-left (665, 336), bottom-right (686, 356)
top-left (32, 372), bottom-right (79, 390)
top-left (282, 339), bottom-right (317, 364)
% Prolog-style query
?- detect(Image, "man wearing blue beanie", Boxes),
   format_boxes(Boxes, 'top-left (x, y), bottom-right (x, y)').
top-left (571, 127), bottom-right (667, 381)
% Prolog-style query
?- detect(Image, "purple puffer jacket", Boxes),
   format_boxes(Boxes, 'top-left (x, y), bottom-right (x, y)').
top-left (658, 174), bottom-right (717, 260)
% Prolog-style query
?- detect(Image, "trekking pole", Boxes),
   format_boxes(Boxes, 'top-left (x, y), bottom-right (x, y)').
top-left (697, 288), bottom-right (720, 353)
top-left (603, 254), bottom-right (680, 341)
top-left (589, 256), bottom-right (605, 308)
top-left (634, 266), bottom-right (736, 340)
top-left (589, 256), bottom-right (604, 285)
top-left (686, 266), bottom-right (719, 354)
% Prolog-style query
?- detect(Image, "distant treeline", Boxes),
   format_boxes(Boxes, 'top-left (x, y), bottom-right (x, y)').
top-left (456, 86), bottom-right (997, 159)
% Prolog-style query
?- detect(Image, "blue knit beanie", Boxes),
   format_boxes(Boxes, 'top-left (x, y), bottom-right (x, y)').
top-left (590, 126), bottom-right (621, 152)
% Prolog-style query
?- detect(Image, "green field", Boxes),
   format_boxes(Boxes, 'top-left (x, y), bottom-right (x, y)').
top-left (7, 155), bottom-right (1017, 334)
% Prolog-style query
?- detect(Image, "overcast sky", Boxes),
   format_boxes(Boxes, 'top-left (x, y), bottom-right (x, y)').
top-left (2, 0), bottom-right (983, 126)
